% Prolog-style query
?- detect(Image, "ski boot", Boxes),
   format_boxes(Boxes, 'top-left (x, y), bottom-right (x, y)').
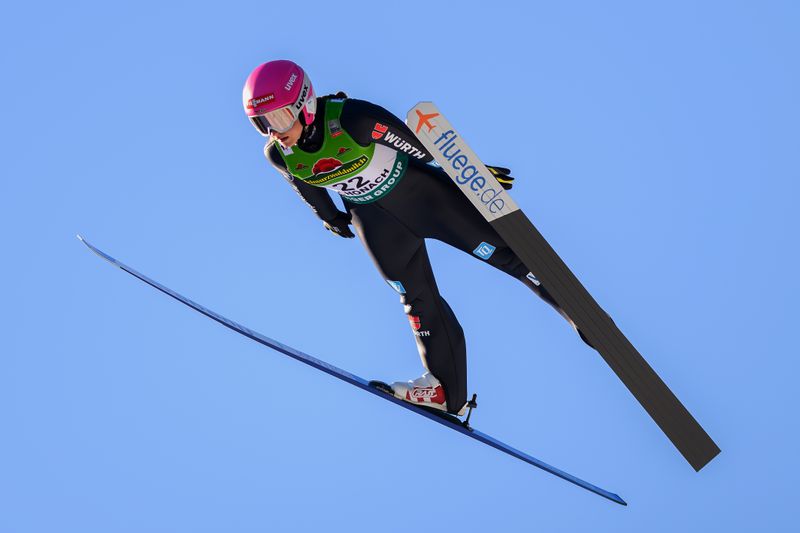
top-left (376, 372), bottom-right (467, 416)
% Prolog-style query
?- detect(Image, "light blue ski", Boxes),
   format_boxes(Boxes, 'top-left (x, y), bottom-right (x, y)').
top-left (78, 235), bottom-right (626, 506)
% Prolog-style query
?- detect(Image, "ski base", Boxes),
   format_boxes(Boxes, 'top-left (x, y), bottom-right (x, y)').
top-left (78, 234), bottom-right (626, 506)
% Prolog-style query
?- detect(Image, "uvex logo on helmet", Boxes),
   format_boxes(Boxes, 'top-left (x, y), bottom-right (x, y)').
top-left (247, 93), bottom-right (275, 110)
top-left (294, 82), bottom-right (309, 111)
top-left (284, 73), bottom-right (298, 91)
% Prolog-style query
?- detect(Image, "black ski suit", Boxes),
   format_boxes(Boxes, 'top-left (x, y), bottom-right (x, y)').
top-left (266, 96), bottom-right (577, 413)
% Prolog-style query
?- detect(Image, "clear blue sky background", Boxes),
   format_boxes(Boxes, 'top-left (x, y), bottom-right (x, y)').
top-left (2, 1), bottom-right (798, 531)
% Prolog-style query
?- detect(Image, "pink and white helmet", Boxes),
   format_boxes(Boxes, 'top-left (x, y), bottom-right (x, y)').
top-left (243, 60), bottom-right (316, 136)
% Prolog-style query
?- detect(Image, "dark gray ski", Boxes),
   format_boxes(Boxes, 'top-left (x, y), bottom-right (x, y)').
top-left (407, 102), bottom-right (720, 471)
top-left (492, 211), bottom-right (720, 471)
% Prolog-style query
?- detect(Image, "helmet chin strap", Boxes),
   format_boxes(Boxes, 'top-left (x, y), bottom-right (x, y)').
top-left (298, 95), bottom-right (316, 127)
top-left (298, 110), bottom-right (322, 151)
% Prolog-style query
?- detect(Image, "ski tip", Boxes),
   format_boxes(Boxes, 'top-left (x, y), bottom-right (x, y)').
top-left (77, 234), bottom-right (95, 251)
top-left (406, 101), bottom-right (434, 116)
top-left (77, 234), bottom-right (104, 258)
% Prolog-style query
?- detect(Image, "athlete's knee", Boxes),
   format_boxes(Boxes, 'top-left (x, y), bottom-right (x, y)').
top-left (531, 284), bottom-right (597, 349)
top-left (484, 245), bottom-right (527, 277)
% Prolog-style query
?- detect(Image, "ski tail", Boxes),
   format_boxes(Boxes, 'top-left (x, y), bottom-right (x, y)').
top-left (492, 212), bottom-right (720, 470)
top-left (406, 103), bottom-right (719, 471)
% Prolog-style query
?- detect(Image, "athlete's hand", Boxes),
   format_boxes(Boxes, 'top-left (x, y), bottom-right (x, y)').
top-left (323, 212), bottom-right (355, 238)
top-left (487, 165), bottom-right (514, 190)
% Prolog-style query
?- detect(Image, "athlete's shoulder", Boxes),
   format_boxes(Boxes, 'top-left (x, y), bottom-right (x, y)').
top-left (264, 140), bottom-right (282, 164)
top-left (338, 98), bottom-right (404, 146)
top-left (317, 91), bottom-right (348, 110)
top-left (341, 98), bottom-right (397, 122)
top-left (340, 98), bottom-right (432, 162)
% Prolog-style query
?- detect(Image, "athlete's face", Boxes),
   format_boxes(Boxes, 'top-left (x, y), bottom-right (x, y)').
top-left (269, 119), bottom-right (303, 148)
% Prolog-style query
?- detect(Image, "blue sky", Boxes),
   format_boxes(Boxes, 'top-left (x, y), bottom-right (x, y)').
top-left (2, 1), bottom-right (798, 531)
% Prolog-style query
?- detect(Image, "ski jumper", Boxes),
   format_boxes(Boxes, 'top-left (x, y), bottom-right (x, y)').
top-left (265, 96), bottom-right (577, 413)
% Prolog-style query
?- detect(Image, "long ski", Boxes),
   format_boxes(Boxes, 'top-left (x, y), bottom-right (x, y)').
top-left (407, 103), bottom-right (719, 471)
top-left (78, 235), bottom-right (626, 506)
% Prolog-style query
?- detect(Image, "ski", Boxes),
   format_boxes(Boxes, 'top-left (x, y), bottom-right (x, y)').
top-left (78, 235), bottom-right (626, 506)
top-left (407, 103), bottom-right (720, 472)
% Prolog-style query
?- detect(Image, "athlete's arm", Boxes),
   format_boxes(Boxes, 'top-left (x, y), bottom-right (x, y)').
top-left (339, 99), bottom-right (434, 164)
top-left (265, 142), bottom-right (343, 222)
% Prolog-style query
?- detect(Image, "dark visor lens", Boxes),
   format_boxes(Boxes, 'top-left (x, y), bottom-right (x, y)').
top-left (250, 115), bottom-right (272, 135)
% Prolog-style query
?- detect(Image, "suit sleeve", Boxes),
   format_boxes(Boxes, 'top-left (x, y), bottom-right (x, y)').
top-left (339, 99), bottom-right (434, 165)
top-left (265, 142), bottom-right (342, 222)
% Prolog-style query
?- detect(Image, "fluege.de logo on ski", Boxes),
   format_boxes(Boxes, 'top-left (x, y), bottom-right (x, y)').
top-left (408, 104), bottom-right (517, 219)
top-left (432, 129), bottom-right (508, 215)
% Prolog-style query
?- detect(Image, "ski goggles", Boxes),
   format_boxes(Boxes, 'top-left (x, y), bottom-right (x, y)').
top-left (249, 105), bottom-right (298, 135)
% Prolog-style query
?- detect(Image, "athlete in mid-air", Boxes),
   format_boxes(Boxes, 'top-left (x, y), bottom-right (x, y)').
top-left (243, 60), bottom-right (588, 415)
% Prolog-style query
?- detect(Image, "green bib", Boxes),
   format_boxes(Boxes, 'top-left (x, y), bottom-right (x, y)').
top-left (272, 99), bottom-right (407, 204)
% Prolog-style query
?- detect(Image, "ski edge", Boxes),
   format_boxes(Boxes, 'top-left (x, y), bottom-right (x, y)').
top-left (77, 234), bottom-right (626, 506)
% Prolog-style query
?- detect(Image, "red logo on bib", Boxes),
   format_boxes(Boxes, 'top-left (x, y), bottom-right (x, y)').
top-left (371, 122), bottom-right (388, 140)
top-left (312, 158), bottom-right (343, 174)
